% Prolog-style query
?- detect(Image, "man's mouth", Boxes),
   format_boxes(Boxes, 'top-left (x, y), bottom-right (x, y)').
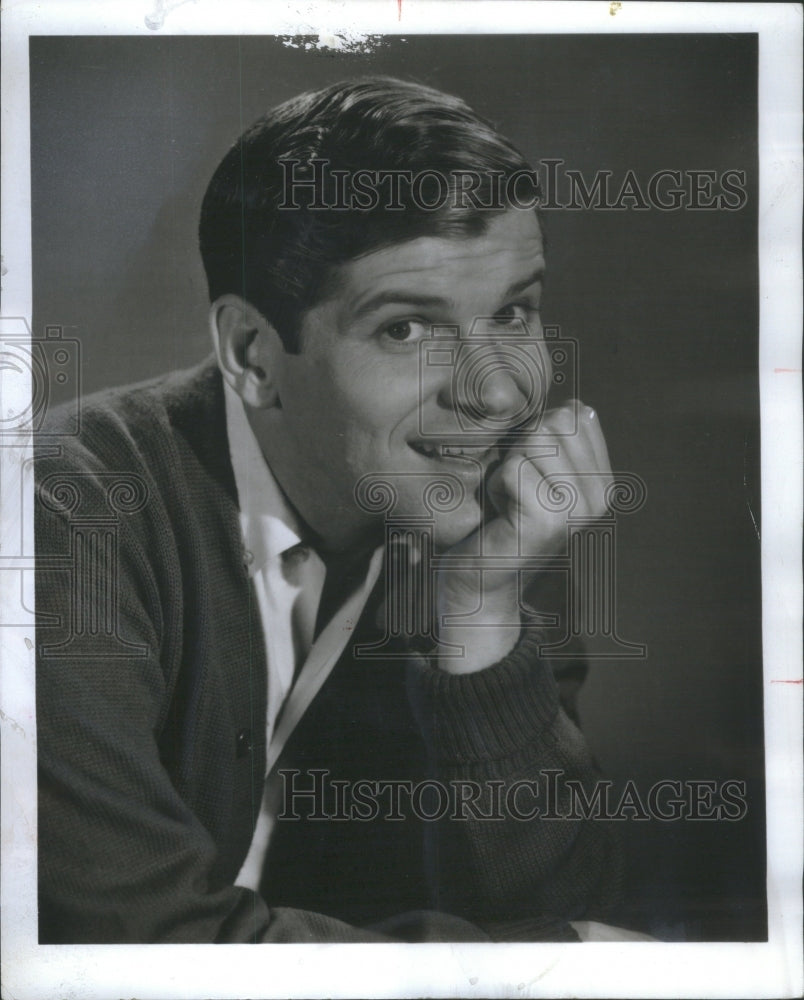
top-left (408, 439), bottom-right (500, 464)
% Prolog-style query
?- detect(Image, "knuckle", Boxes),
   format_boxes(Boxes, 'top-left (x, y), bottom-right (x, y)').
top-left (500, 456), bottom-right (525, 492)
top-left (547, 405), bottom-right (576, 433)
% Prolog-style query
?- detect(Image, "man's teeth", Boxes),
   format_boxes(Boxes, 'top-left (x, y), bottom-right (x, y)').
top-left (412, 442), bottom-right (491, 458)
top-left (443, 445), bottom-right (484, 457)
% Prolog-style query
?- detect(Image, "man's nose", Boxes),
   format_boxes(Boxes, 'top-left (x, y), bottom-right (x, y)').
top-left (437, 343), bottom-right (533, 427)
top-left (472, 366), bottom-right (525, 417)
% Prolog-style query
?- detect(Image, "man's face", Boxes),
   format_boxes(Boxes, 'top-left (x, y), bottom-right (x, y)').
top-left (263, 209), bottom-right (550, 552)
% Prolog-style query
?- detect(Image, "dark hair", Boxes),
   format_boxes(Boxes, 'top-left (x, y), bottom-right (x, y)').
top-left (199, 76), bottom-right (537, 351)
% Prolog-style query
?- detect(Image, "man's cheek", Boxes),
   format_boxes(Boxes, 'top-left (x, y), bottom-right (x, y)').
top-left (340, 426), bottom-right (390, 484)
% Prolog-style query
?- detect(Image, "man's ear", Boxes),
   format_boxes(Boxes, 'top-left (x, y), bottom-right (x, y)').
top-left (209, 295), bottom-right (284, 409)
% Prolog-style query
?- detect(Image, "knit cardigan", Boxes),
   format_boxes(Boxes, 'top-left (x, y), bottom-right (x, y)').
top-left (35, 358), bottom-right (622, 943)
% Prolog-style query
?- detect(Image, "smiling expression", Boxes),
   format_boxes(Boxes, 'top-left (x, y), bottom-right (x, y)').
top-left (255, 209), bottom-right (551, 552)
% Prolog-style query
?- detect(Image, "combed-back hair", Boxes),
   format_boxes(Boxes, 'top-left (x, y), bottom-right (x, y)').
top-left (199, 76), bottom-right (536, 350)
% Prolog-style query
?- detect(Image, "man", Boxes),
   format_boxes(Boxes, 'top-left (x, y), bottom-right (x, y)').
top-left (36, 77), bottom-right (623, 943)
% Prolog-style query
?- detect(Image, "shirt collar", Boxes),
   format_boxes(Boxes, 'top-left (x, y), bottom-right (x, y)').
top-left (223, 381), bottom-right (304, 577)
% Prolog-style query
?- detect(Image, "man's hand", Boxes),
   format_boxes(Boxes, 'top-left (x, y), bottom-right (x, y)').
top-left (435, 400), bottom-right (613, 674)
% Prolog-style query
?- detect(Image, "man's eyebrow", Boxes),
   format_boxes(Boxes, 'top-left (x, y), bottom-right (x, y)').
top-left (499, 266), bottom-right (545, 302)
top-left (351, 289), bottom-right (454, 320)
top-left (349, 264), bottom-right (546, 320)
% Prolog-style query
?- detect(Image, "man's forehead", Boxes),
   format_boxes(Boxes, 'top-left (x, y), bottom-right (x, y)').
top-left (335, 210), bottom-right (545, 307)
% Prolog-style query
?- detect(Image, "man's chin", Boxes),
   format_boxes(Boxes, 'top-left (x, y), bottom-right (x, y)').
top-left (357, 481), bottom-right (485, 551)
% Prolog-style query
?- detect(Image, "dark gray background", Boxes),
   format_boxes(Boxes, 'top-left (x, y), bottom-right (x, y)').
top-left (30, 33), bottom-right (764, 940)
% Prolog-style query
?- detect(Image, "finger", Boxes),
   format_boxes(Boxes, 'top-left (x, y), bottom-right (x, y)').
top-left (539, 399), bottom-right (605, 457)
top-left (489, 400), bottom-right (611, 523)
top-left (579, 404), bottom-right (612, 479)
top-left (513, 420), bottom-right (611, 523)
top-left (518, 401), bottom-right (599, 478)
top-left (537, 398), bottom-right (583, 439)
top-left (524, 400), bottom-right (611, 487)
top-left (575, 406), bottom-right (615, 516)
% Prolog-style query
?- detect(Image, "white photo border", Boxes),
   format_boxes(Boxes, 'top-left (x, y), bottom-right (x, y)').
top-left (1, 2), bottom-right (801, 998)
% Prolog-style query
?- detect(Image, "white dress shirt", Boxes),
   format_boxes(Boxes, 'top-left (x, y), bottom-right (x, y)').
top-left (222, 383), bottom-right (383, 889)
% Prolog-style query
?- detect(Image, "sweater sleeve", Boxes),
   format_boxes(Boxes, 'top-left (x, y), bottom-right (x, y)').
top-left (405, 627), bottom-right (624, 941)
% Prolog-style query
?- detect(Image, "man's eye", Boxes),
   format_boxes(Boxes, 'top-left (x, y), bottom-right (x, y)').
top-left (381, 319), bottom-right (429, 344)
top-left (493, 303), bottom-right (530, 324)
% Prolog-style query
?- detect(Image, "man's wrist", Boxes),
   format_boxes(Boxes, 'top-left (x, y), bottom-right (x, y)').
top-left (436, 571), bottom-right (522, 674)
